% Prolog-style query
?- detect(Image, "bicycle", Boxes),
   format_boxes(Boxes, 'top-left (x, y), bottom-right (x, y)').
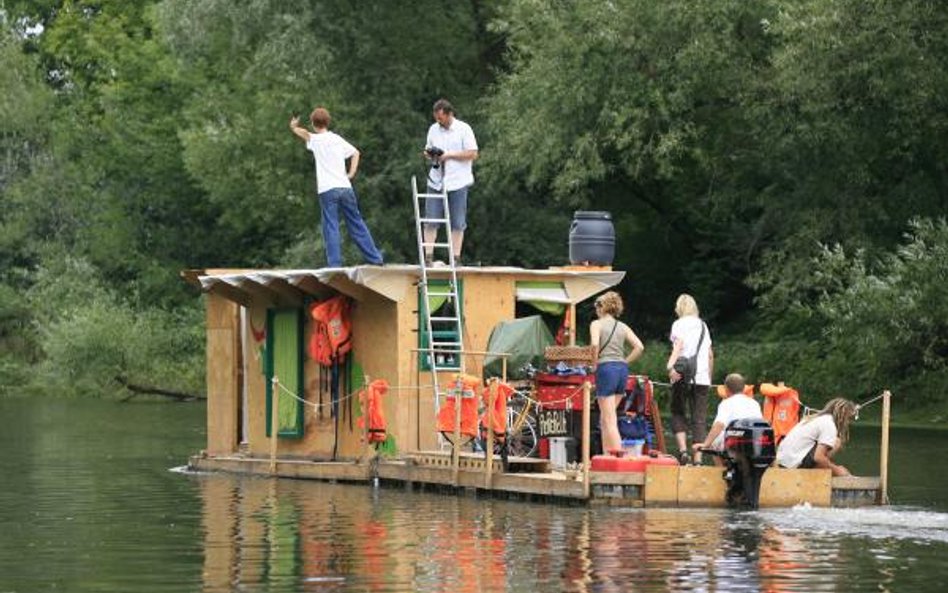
top-left (474, 385), bottom-right (538, 459)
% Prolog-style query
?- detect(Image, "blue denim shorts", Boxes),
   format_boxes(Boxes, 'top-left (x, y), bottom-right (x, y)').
top-left (595, 361), bottom-right (628, 397)
top-left (426, 185), bottom-right (469, 231)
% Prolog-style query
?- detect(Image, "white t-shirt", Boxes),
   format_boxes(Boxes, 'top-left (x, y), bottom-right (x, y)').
top-left (709, 394), bottom-right (763, 450)
top-left (669, 315), bottom-right (712, 385)
top-left (306, 131), bottom-right (357, 193)
top-left (776, 414), bottom-right (838, 469)
top-left (426, 118), bottom-right (477, 192)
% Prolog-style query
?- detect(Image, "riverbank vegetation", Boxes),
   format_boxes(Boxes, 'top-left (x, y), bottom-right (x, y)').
top-left (1, 1), bottom-right (945, 419)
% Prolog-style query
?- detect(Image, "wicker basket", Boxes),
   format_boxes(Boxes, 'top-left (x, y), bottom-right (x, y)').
top-left (544, 345), bottom-right (596, 367)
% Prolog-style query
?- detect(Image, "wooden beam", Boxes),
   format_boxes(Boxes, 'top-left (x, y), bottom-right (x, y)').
top-left (232, 279), bottom-right (277, 307)
top-left (325, 275), bottom-right (373, 302)
top-left (289, 275), bottom-right (336, 300)
top-left (256, 275), bottom-right (305, 306)
top-left (207, 280), bottom-right (252, 308)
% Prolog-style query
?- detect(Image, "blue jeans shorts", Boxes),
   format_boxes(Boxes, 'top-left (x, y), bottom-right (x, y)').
top-left (426, 185), bottom-right (469, 231)
top-left (595, 361), bottom-right (628, 397)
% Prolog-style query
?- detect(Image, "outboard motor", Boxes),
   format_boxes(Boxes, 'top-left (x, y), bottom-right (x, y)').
top-left (721, 418), bottom-right (776, 509)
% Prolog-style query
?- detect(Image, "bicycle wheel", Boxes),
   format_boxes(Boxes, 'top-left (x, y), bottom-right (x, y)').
top-left (506, 407), bottom-right (538, 458)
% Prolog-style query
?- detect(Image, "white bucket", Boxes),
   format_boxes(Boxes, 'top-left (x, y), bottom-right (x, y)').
top-left (549, 437), bottom-right (570, 469)
top-left (622, 439), bottom-right (644, 457)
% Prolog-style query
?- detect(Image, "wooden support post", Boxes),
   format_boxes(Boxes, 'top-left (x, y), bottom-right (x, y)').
top-left (452, 376), bottom-right (461, 486)
top-left (879, 389), bottom-right (891, 505)
top-left (361, 375), bottom-right (371, 464)
top-left (269, 376), bottom-right (280, 475)
top-left (582, 380), bottom-right (591, 499)
top-left (485, 378), bottom-right (497, 489)
top-left (568, 304), bottom-right (577, 346)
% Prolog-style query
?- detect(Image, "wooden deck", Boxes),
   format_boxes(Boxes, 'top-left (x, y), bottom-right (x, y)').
top-left (188, 451), bottom-right (883, 508)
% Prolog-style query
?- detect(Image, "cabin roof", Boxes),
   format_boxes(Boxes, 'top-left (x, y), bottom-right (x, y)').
top-left (183, 264), bottom-right (625, 308)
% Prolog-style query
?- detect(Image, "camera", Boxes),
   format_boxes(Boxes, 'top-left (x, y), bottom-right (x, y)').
top-left (425, 146), bottom-right (445, 169)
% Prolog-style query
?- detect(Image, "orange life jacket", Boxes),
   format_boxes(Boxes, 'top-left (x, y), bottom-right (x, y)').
top-left (716, 384), bottom-right (756, 398)
top-left (436, 374), bottom-right (481, 438)
top-left (760, 382), bottom-right (801, 444)
top-left (308, 296), bottom-right (352, 366)
top-left (480, 380), bottom-right (515, 439)
top-left (358, 379), bottom-right (389, 444)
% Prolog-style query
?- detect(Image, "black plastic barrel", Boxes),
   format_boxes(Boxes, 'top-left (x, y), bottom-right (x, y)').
top-left (569, 211), bottom-right (615, 265)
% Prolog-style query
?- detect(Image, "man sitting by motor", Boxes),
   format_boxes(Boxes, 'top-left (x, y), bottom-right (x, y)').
top-left (776, 397), bottom-right (858, 477)
top-left (693, 373), bottom-right (763, 466)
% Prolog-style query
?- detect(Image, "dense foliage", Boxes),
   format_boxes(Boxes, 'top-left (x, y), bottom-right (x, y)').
top-left (0, 1), bottom-right (945, 413)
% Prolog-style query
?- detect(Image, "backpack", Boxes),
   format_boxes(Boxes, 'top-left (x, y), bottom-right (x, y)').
top-left (672, 321), bottom-right (706, 383)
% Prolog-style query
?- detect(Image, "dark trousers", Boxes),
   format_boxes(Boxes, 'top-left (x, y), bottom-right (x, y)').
top-left (670, 382), bottom-right (709, 444)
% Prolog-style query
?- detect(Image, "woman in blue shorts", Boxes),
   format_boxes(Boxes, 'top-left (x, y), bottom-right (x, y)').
top-left (590, 291), bottom-right (645, 454)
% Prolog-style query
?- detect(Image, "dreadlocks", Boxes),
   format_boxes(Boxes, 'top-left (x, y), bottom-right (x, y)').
top-left (816, 397), bottom-right (859, 446)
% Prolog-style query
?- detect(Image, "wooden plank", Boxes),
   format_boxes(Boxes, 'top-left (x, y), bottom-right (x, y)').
top-left (644, 464), bottom-right (680, 506)
top-left (206, 296), bottom-right (239, 455)
top-left (677, 466), bottom-right (727, 507)
top-left (589, 472), bottom-right (646, 486)
top-left (832, 475), bottom-right (882, 490)
top-left (759, 467), bottom-right (832, 507)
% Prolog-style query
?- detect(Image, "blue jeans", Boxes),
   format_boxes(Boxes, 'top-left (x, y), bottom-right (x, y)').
top-left (318, 187), bottom-right (384, 267)
top-left (425, 185), bottom-right (469, 231)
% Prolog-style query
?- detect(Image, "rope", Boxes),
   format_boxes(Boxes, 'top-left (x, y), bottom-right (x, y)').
top-left (274, 377), bottom-right (361, 411)
top-left (857, 390), bottom-right (891, 409)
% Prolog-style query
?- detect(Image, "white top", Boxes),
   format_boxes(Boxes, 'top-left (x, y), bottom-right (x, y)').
top-left (426, 118), bottom-right (478, 191)
top-left (776, 414), bottom-right (838, 469)
top-left (709, 394), bottom-right (762, 450)
top-left (669, 315), bottom-right (712, 385)
top-left (306, 131), bottom-right (357, 193)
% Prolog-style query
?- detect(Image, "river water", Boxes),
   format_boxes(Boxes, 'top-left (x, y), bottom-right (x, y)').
top-left (1, 398), bottom-right (947, 592)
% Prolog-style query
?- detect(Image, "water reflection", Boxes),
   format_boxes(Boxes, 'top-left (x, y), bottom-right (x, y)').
top-left (194, 474), bottom-right (948, 593)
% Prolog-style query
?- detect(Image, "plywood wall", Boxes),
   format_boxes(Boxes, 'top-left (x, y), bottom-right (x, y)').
top-left (206, 294), bottom-right (240, 455)
top-left (209, 270), bottom-right (565, 459)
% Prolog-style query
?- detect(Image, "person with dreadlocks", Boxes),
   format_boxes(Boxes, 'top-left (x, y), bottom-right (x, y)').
top-left (776, 398), bottom-right (859, 476)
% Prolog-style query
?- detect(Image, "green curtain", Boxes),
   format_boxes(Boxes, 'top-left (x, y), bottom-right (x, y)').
top-left (266, 309), bottom-right (304, 438)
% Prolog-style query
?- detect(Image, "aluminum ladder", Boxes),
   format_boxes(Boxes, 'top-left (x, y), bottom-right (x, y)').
top-left (411, 176), bottom-right (466, 454)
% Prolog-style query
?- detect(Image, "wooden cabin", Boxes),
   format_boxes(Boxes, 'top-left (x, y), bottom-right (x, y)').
top-left (184, 264), bottom-right (624, 461)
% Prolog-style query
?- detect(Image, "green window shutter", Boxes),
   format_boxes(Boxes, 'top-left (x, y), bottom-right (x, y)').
top-left (418, 279), bottom-right (463, 371)
top-left (265, 308), bottom-right (304, 438)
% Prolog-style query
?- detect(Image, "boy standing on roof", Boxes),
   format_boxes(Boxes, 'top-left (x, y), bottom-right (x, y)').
top-left (290, 108), bottom-right (384, 268)
top-left (693, 373), bottom-right (762, 466)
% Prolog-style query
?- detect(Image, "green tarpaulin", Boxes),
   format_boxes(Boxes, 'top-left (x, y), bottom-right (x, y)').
top-left (483, 315), bottom-right (555, 380)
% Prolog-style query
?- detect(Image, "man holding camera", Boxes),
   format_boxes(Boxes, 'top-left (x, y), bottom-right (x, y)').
top-left (423, 99), bottom-right (478, 265)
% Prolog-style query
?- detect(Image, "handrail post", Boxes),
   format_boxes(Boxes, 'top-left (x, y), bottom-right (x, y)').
top-left (452, 376), bottom-right (461, 486)
top-left (485, 378), bottom-right (497, 489)
top-left (361, 374), bottom-right (371, 464)
top-left (582, 380), bottom-right (591, 499)
top-left (269, 376), bottom-right (280, 475)
top-left (879, 389), bottom-right (891, 505)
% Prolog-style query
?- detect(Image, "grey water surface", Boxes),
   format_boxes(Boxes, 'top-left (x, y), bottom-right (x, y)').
top-left (1, 397), bottom-right (946, 592)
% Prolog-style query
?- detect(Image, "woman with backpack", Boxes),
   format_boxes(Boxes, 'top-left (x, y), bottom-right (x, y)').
top-left (665, 293), bottom-right (714, 465)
